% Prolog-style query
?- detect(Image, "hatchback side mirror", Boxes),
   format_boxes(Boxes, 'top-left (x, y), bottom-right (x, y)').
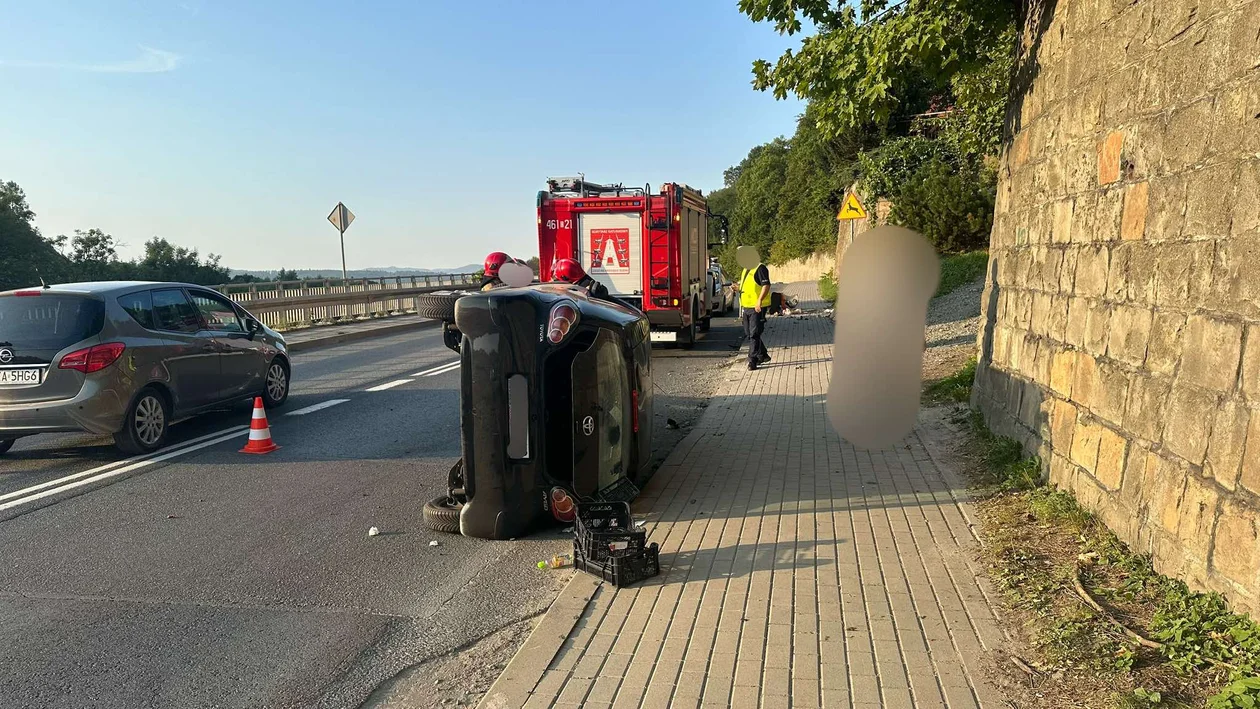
top-left (246, 318), bottom-right (261, 335)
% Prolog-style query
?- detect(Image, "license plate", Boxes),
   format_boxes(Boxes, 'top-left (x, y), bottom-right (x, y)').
top-left (0, 368), bottom-right (41, 386)
top-left (649, 331), bottom-right (677, 343)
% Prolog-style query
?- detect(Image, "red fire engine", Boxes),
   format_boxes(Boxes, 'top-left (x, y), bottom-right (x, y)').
top-left (537, 176), bottom-right (720, 347)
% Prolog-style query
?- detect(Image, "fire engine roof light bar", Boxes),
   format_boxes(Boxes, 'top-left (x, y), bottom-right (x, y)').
top-left (545, 176), bottom-right (644, 198)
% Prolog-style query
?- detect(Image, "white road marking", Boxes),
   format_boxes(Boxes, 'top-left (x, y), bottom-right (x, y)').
top-left (366, 379), bottom-right (413, 392)
top-left (421, 362), bottom-right (461, 377)
top-left (0, 426), bottom-right (249, 504)
top-left (412, 360), bottom-right (460, 377)
top-left (285, 399), bottom-right (350, 416)
top-left (0, 428), bottom-right (250, 512)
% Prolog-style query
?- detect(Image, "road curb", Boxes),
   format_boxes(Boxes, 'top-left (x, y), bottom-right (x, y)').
top-left (285, 318), bottom-right (440, 353)
top-left (476, 572), bottom-right (601, 709)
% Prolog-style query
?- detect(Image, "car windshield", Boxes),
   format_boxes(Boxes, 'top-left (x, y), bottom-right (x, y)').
top-left (0, 294), bottom-right (105, 351)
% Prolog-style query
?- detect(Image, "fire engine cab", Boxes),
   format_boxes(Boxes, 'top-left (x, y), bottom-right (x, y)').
top-left (537, 176), bottom-right (718, 347)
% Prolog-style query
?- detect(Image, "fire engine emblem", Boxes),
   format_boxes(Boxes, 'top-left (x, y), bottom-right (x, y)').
top-left (589, 228), bottom-right (630, 275)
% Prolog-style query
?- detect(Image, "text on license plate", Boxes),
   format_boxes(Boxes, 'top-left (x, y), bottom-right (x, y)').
top-left (0, 368), bottom-right (42, 386)
top-left (649, 331), bottom-right (677, 342)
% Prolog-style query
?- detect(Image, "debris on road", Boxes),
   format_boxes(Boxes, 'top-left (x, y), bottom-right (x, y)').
top-left (429, 540), bottom-right (440, 547)
top-left (537, 553), bottom-right (572, 570)
top-left (666, 418), bottom-right (680, 429)
top-left (368, 527), bottom-right (380, 537)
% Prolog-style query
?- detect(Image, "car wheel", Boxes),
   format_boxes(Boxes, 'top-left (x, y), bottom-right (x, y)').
top-left (263, 358), bottom-right (290, 408)
top-left (0, 439), bottom-right (13, 455)
top-left (114, 388), bottom-right (170, 455)
top-left (422, 495), bottom-right (463, 534)
top-left (415, 291), bottom-right (472, 323)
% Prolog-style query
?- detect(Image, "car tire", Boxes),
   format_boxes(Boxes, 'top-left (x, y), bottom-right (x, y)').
top-left (415, 291), bottom-right (473, 323)
top-left (263, 358), bottom-right (290, 409)
top-left (114, 387), bottom-right (170, 455)
top-left (0, 439), bottom-right (13, 455)
top-left (699, 316), bottom-right (711, 332)
top-left (422, 495), bottom-right (463, 534)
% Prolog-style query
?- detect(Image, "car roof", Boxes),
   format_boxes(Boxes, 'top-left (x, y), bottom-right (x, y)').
top-left (0, 281), bottom-right (215, 297)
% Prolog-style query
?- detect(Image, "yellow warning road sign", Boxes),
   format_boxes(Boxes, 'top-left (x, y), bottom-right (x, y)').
top-left (837, 192), bottom-right (867, 220)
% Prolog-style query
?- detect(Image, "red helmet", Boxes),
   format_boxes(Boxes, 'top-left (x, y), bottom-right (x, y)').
top-left (483, 252), bottom-right (511, 278)
top-left (552, 258), bottom-right (586, 284)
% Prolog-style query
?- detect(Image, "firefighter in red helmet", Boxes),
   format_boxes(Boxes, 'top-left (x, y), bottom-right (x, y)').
top-left (480, 252), bottom-right (511, 291)
top-left (553, 257), bottom-right (613, 302)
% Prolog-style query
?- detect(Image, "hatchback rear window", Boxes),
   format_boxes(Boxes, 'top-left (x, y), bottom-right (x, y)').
top-left (0, 294), bottom-right (105, 350)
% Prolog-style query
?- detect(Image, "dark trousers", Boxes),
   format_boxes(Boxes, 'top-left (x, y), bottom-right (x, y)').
top-left (742, 308), bottom-right (767, 364)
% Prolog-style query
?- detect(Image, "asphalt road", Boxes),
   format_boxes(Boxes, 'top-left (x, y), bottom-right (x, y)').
top-left (0, 312), bottom-right (745, 709)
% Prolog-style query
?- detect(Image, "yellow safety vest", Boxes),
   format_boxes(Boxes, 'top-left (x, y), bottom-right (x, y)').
top-left (740, 268), bottom-right (771, 308)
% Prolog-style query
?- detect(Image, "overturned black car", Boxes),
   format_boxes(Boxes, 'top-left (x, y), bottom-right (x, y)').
top-left (417, 284), bottom-right (654, 540)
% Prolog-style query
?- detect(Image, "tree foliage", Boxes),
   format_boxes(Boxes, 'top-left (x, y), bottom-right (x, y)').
top-left (0, 179), bottom-right (232, 291)
top-left (739, 0), bottom-right (1017, 140)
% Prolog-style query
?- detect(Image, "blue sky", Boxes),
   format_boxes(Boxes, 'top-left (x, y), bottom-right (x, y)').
top-left (1, 1), bottom-right (804, 272)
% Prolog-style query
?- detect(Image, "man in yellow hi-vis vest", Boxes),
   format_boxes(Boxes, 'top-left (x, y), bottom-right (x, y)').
top-left (736, 259), bottom-right (772, 370)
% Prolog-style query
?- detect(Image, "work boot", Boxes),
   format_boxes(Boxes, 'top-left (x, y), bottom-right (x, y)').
top-left (747, 361), bottom-right (759, 371)
top-left (757, 353), bottom-right (772, 364)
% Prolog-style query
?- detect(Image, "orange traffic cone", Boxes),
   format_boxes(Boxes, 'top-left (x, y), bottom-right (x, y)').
top-left (240, 396), bottom-right (279, 454)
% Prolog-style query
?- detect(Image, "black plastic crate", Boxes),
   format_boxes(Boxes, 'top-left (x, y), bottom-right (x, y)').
top-left (574, 501), bottom-right (646, 564)
top-left (575, 542), bottom-right (660, 587)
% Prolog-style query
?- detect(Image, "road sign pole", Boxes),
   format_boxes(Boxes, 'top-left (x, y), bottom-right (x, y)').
top-left (339, 227), bottom-right (347, 282)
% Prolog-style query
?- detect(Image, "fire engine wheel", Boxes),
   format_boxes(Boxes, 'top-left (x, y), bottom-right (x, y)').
top-left (699, 316), bottom-right (711, 332)
top-left (422, 495), bottom-right (463, 534)
top-left (415, 291), bottom-right (472, 323)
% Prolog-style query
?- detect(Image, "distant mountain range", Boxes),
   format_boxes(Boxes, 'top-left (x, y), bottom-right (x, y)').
top-left (230, 265), bottom-right (482, 279)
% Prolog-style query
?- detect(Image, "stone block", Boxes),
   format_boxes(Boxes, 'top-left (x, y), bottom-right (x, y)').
top-left (1031, 292), bottom-right (1053, 338)
top-left (1050, 348), bottom-right (1077, 397)
top-left (1071, 418), bottom-right (1102, 472)
top-left (1234, 159), bottom-right (1260, 238)
top-left (1060, 246), bottom-right (1079, 292)
top-left (1240, 412), bottom-right (1260, 496)
top-left (1052, 199), bottom-right (1075, 244)
top-left (1147, 311), bottom-right (1186, 377)
top-left (1092, 187), bottom-right (1125, 243)
top-left (1185, 164), bottom-right (1237, 238)
top-left (1106, 242), bottom-right (1133, 302)
top-left (1049, 452), bottom-right (1076, 488)
top-left (1120, 181), bottom-right (1150, 241)
top-left (1098, 130), bottom-right (1125, 186)
top-left (1226, 2), bottom-right (1260, 79)
top-left (1125, 114), bottom-right (1167, 179)
top-left (1164, 383), bottom-right (1218, 465)
top-left (1107, 304), bottom-right (1153, 367)
top-left (1206, 400), bottom-right (1250, 491)
top-left (1095, 361), bottom-right (1131, 425)
top-left (1211, 500), bottom-right (1260, 589)
top-left (1126, 374), bottom-right (1171, 442)
top-left (1011, 131), bottom-right (1032, 169)
top-left (1162, 99), bottom-right (1215, 169)
top-left (1208, 234), bottom-right (1260, 319)
top-left (1125, 243), bottom-right (1159, 304)
top-left (1064, 297), bottom-right (1088, 348)
top-left (1177, 474), bottom-right (1221, 562)
top-left (1051, 397), bottom-right (1079, 452)
top-left (1075, 246), bottom-right (1110, 298)
top-left (1048, 294), bottom-right (1070, 341)
top-left (1180, 315), bottom-right (1243, 392)
top-left (1095, 426), bottom-right (1129, 491)
top-left (1243, 324), bottom-right (1260, 401)
top-left (1146, 174), bottom-right (1187, 243)
top-left (1084, 301), bottom-right (1112, 357)
top-left (1155, 241), bottom-right (1215, 307)
top-left (1074, 352), bottom-right (1102, 412)
top-left (1150, 453), bottom-right (1189, 535)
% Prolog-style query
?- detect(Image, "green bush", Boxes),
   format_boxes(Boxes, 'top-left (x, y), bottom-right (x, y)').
top-left (817, 269), bottom-right (836, 304)
top-left (936, 251), bottom-right (989, 297)
top-left (890, 157), bottom-right (996, 253)
top-left (1210, 678), bottom-right (1260, 708)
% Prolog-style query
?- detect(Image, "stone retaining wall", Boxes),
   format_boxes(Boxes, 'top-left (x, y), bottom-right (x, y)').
top-left (973, 0), bottom-right (1260, 611)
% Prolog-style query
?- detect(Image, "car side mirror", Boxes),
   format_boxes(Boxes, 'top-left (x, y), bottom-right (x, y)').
top-left (246, 318), bottom-right (261, 336)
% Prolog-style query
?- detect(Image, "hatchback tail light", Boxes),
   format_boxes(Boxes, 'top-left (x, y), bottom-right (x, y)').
top-left (550, 487), bottom-right (576, 523)
top-left (547, 301), bottom-right (579, 344)
top-left (60, 343), bottom-right (126, 373)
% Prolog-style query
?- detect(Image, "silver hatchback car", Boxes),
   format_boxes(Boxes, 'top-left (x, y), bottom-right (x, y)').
top-left (0, 281), bottom-right (291, 455)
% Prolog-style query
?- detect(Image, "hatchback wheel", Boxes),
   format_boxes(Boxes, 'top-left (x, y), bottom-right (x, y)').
top-left (114, 388), bottom-right (170, 455)
top-left (263, 359), bottom-right (290, 408)
top-left (422, 495), bottom-right (463, 534)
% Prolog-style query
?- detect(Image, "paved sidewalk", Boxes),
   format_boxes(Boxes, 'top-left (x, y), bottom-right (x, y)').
top-left (481, 311), bottom-right (1009, 709)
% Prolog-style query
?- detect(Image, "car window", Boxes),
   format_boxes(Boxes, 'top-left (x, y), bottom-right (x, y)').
top-left (0, 294), bottom-right (105, 350)
top-left (117, 291), bottom-right (155, 329)
top-left (151, 289), bottom-right (203, 333)
top-left (188, 291), bottom-right (244, 333)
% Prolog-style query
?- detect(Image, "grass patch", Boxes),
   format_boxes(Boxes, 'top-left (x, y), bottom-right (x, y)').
top-left (958, 413), bottom-right (1260, 708)
top-left (936, 250), bottom-right (989, 298)
top-left (923, 358), bottom-right (976, 405)
top-left (818, 269), bottom-right (836, 304)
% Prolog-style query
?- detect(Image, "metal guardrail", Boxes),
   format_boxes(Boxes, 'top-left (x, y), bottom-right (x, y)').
top-left (213, 273), bottom-right (479, 331)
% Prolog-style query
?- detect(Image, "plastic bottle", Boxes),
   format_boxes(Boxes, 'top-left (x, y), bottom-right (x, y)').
top-left (537, 553), bottom-right (572, 570)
